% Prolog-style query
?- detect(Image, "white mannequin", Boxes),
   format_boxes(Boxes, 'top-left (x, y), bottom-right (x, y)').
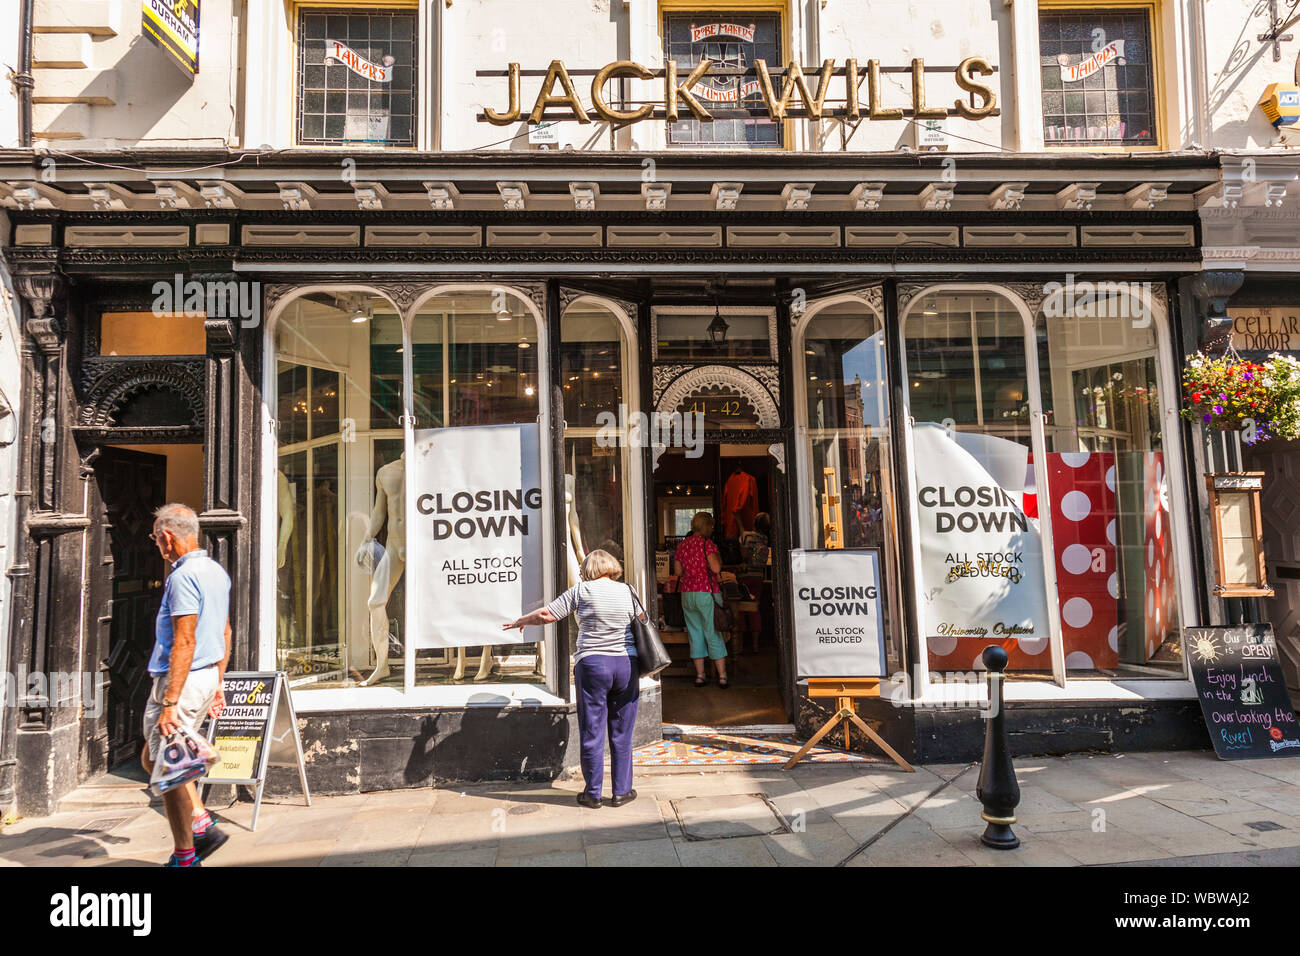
top-left (565, 473), bottom-right (586, 587)
top-left (355, 454), bottom-right (405, 686)
top-left (276, 469), bottom-right (296, 646)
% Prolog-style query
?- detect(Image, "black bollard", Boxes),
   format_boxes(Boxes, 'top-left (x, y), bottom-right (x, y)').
top-left (976, 645), bottom-right (1021, 849)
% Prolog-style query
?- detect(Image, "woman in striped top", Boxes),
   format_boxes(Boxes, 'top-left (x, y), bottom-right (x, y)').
top-left (504, 549), bottom-right (642, 809)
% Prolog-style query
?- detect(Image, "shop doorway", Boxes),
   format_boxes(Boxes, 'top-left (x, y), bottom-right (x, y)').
top-left (96, 447), bottom-right (167, 767)
top-left (654, 444), bottom-right (786, 727)
top-left (96, 443), bottom-right (205, 767)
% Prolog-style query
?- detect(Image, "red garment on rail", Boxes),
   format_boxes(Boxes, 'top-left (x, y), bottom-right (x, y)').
top-left (721, 470), bottom-right (758, 539)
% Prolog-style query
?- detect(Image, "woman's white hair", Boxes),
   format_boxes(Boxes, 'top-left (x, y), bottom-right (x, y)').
top-left (579, 549), bottom-right (623, 581)
top-left (154, 503), bottom-right (200, 543)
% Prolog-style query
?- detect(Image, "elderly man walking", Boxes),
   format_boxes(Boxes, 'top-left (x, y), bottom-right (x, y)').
top-left (142, 503), bottom-right (232, 867)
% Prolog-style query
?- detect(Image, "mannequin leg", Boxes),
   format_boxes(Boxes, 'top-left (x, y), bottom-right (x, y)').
top-left (452, 646), bottom-right (466, 681)
top-left (360, 552), bottom-right (403, 686)
top-left (473, 645), bottom-right (495, 682)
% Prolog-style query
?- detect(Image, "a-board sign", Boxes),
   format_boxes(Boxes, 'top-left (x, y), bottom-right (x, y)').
top-left (1186, 625), bottom-right (1300, 760)
top-left (791, 549), bottom-right (887, 678)
top-left (200, 671), bottom-right (310, 830)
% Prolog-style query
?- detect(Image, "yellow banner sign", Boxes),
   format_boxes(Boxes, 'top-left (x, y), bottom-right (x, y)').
top-left (143, 0), bottom-right (199, 76)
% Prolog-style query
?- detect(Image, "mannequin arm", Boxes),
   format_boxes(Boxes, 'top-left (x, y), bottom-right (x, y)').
top-left (276, 481), bottom-right (295, 567)
top-left (365, 473), bottom-right (387, 538)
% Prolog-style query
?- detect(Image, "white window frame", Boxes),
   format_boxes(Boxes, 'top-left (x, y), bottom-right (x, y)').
top-left (261, 284), bottom-right (563, 712)
top-left (792, 293), bottom-right (908, 675)
top-left (559, 294), bottom-right (646, 602)
top-left (895, 282), bottom-right (1198, 705)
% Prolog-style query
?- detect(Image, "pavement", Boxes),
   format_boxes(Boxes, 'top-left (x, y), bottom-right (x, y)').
top-left (3, 749), bottom-right (1300, 867)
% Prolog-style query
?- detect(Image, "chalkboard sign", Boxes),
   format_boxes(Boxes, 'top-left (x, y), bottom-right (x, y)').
top-left (1186, 625), bottom-right (1300, 760)
top-left (199, 671), bottom-right (311, 829)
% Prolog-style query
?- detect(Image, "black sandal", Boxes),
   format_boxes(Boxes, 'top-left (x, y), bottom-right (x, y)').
top-left (693, 676), bottom-right (707, 687)
top-left (717, 677), bottom-right (730, 690)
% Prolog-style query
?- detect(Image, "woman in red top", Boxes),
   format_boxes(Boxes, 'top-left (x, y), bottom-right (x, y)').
top-left (672, 512), bottom-right (729, 688)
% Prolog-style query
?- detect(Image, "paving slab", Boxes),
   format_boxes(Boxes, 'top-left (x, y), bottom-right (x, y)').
top-left (933, 824), bottom-right (1079, 867)
top-left (1140, 780), bottom-right (1268, 817)
top-left (585, 837), bottom-right (681, 866)
top-left (409, 844), bottom-right (498, 867)
top-left (671, 793), bottom-right (786, 840)
top-left (495, 849), bottom-right (588, 867)
top-left (1197, 810), bottom-right (1300, 848)
top-left (846, 814), bottom-right (974, 867)
top-left (762, 821), bottom-right (859, 866)
top-left (673, 833), bottom-right (778, 866)
top-left (1027, 823), bottom-right (1173, 865)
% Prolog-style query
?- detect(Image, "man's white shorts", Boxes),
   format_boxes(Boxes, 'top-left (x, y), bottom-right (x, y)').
top-left (143, 666), bottom-right (219, 762)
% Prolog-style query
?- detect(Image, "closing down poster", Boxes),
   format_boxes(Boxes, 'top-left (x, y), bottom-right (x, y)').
top-left (912, 423), bottom-right (1050, 661)
top-left (408, 424), bottom-right (546, 648)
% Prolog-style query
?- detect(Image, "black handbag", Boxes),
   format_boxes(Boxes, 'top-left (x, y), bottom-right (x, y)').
top-left (628, 584), bottom-right (671, 677)
top-left (709, 569), bottom-right (736, 634)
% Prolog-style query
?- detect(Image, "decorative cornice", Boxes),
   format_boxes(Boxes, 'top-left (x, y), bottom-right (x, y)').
top-left (654, 365), bottom-right (780, 429)
top-left (52, 245), bottom-right (1206, 269)
top-left (26, 511), bottom-right (93, 537)
top-left (768, 443), bottom-right (785, 474)
top-left (897, 282), bottom-right (928, 312)
top-left (13, 266), bottom-right (60, 333)
top-left (511, 281), bottom-right (547, 317)
top-left (205, 316), bottom-right (237, 352)
top-left (559, 288), bottom-right (641, 325)
top-left (859, 283), bottom-right (884, 317)
top-left (77, 357), bottom-right (205, 430)
top-left (1005, 281), bottom-right (1049, 316)
top-left (652, 364), bottom-right (692, 404)
top-left (26, 317), bottom-right (64, 351)
top-left (72, 424), bottom-right (204, 444)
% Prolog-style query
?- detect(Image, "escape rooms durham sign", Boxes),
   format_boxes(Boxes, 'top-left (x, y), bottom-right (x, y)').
top-left (478, 56), bottom-right (998, 126)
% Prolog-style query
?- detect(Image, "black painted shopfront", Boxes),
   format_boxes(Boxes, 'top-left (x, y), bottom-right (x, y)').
top-left (1, 149), bottom-right (1242, 814)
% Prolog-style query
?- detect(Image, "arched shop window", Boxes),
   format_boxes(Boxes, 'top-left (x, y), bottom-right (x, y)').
top-left (796, 297), bottom-right (903, 674)
top-left (407, 290), bottom-right (543, 686)
top-left (1035, 292), bottom-right (1183, 677)
top-left (272, 287), bottom-right (549, 694)
top-left (273, 290), bottom-right (404, 690)
top-left (901, 287), bottom-right (1188, 685)
top-left (559, 298), bottom-right (637, 596)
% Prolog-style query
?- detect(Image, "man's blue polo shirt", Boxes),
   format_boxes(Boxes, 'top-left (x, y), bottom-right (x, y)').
top-left (149, 549), bottom-right (231, 676)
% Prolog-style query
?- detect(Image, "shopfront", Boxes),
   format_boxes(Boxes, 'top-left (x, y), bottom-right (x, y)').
top-left (256, 270), bottom-right (1207, 775)
top-left (0, 145), bottom-right (1230, 808)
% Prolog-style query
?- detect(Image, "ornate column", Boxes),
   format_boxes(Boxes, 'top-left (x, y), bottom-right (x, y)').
top-left (4, 258), bottom-right (90, 814)
top-left (201, 300), bottom-right (255, 670)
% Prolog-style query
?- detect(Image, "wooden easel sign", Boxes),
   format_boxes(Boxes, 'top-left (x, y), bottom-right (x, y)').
top-left (199, 671), bottom-right (312, 830)
top-left (790, 549), bottom-right (887, 678)
top-left (785, 549), bottom-right (911, 771)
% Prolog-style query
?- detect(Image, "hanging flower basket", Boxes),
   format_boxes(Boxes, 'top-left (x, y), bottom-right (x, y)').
top-left (1181, 351), bottom-right (1300, 444)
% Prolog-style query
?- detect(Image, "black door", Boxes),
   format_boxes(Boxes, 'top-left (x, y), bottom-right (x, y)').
top-left (96, 447), bottom-right (167, 767)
